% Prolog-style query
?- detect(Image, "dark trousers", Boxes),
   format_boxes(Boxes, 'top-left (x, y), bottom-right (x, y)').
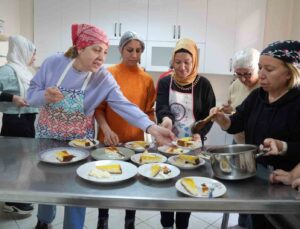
top-left (1, 113), bottom-right (36, 137)
top-left (160, 211), bottom-right (191, 229)
top-left (98, 208), bottom-right (136, 220)
top-left (248, 214), bottom-right (275, 229)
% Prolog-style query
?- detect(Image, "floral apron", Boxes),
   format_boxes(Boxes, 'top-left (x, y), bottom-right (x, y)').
top-left (169, 77), bottom-right (195, 138)
top-left (36, 60), bottom-right (94, 140)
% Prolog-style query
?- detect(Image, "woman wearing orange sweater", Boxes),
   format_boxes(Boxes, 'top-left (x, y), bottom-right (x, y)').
top-left (95, 31), bottom-right (156, 229)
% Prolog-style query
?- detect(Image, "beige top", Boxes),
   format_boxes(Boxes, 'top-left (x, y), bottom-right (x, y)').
top-left (229, 79), bottom-right (259, 143)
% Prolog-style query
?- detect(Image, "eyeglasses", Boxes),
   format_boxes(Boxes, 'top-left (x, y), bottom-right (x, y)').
top-left (234, 72), bottom-right (253, 78)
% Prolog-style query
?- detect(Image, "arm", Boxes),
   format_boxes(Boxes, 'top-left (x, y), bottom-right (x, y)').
top-left (144, 78), bottom-right (156, 122)
top-left (156, 76), bottom-right (174, 124)
top-left (269, 163), bottom-right (300, 185)
top-left (95, 102), bottom-right (119, 145)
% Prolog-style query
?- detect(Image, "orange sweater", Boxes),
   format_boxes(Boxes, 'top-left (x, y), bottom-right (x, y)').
top-left (96, 63), bottom-right (156, 143)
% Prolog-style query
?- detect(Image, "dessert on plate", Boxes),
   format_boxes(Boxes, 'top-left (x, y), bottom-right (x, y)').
top-left (96, 164), bottom-right (122, 174)
top-left (71, 139), bottom-right (92, 147)
top-left (177, 137), bottom-right (194, 148)
top-left (177, 154), bottom-right (200, 165)
top-left (140, 153), bottom-right (161, 164)
top-left (181, 177), bottom-right (199, 196)
top-left (55, 150), bottom-right (76, 162)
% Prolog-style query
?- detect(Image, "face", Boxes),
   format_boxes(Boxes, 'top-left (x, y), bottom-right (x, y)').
top-left (76, 43), bottom-right (108, 72)
top-left (234, 67), bottom-right (259, 88)
top-left (28, 50), bottom-right (36, 66)
top-left (173, 52), bottom-right (193, 79)
top-left (258, 55), bottom-right (291, 93)
top-left (121, 40), bottom-right (143, 67)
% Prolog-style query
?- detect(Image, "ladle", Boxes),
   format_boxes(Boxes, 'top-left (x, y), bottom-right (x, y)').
top-left (191, 107), bottom-right (224, 134)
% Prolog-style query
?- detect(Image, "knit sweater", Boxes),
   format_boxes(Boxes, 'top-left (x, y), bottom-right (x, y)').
top-left (228, 87), bottom-right (300, 170)
top-left (96, 63), bottom-right (156, 143)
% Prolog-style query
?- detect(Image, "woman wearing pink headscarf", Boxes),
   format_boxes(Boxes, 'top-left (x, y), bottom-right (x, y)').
top-left (27, 24), bottom-right (175, 229)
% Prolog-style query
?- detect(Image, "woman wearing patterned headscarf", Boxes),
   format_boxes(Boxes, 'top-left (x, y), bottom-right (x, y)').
top-left (211, 40), bottom-right (300, 229)
top-left (27, 24), bottom-right (175, 229)
top-left (0, 35), bottom-right (37, 215)
top-left (156, 38), bottom-right (216, 229)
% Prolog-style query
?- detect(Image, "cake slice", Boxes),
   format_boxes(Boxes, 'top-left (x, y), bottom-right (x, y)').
top-left (181, 178), bottom-right (199, 196)
top-left (71, 139), bottom-right (91, 147)
top-left (105, 147), bottom-right (125, 157)
top-left (151, 164), bottom-right (161, 177)
top-left (96, 164), bottom-right (122, 174)
top-left (166, 146), bottom-right (184, 154)
top-left (89, 168), bottom-right (111, 178)
top-left (140, 154), bottom-right (161, 164)
top-left (177, 138), bottom-right (194, 147)
top-left (178, 154), bottom-right (200, 165)
top-left (55, 150), bottom-right (75, 162)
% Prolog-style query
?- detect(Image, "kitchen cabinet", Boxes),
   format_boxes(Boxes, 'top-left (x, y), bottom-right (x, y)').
top-left (205, 0), bottom-right (266, 74)
top-left (90, 0), bottom-right (148, 67)
top-left (147, 0), bottom-right (207, 43)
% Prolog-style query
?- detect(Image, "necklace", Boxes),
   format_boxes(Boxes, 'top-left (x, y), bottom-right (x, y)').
top-left (173, 76), bottom-right (200, 91)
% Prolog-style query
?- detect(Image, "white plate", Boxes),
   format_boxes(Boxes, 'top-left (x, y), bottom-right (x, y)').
top-left (175, 176), bottom-right (226, 198)
top-left (76, 160), bottom-right (137, 183)
top-left (172, 139), bottom-right (201, 150)
top-left (38, 147), bottom-right (89, 164)
top-left (124, 141), bottom-right (150, 152)
top-left (91, 147), bottom-right (135, 161)
top-left (131, 153), bottom-right (167, 165)
top-left (69, 139), bottom-right (99, 149)
top-left (158, 145), bottom-right (190, 156)
top-left (168, 155), bottom-right (205, 170)
top-left (138, 163), bottom-right (180, 181)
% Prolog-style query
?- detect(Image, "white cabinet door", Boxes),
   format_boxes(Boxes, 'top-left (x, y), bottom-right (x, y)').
top-left (205, 0), bottom-right (237, 74)
top-left (147, 0), bottom-right (178, 41)
top-left (119, 0), bottom-right (148, 40)
top-left (90, 0), bottom-right (120, 40)
top-left (34, 0), bottom-right (62, 66)
top-left (177, 0), bottom-right (207, 43)
top-left (61, 0), bottom-right (90, 52)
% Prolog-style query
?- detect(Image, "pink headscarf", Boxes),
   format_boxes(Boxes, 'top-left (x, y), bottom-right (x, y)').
top-left (72, 24), bottom-right (109, 50)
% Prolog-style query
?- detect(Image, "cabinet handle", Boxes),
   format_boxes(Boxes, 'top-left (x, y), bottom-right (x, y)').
top-left (178, 25), bottom-right (181, 39)
top-left (229, 58), bottom-right (233, 72)
top-left (114, 23), bottom-right (117, 37)
top-left (173, 25), bottom-right (176, 39)
top-left (119, 23), bottom-right (122, 37)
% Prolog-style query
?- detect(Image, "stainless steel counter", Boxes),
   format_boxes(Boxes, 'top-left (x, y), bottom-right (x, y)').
top-left (0, 137), bottom-right (299, 214)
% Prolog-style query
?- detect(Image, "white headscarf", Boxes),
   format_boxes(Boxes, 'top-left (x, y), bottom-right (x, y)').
top-left (6, 35), bottom-right (36, 98)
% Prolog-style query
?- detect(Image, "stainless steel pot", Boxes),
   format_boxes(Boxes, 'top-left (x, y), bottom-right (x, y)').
top-left (207, 144), bottom-right (260, 180)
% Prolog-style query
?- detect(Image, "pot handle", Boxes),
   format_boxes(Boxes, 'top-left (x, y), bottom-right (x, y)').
top-left (255, 147), bottom-right (271, 158)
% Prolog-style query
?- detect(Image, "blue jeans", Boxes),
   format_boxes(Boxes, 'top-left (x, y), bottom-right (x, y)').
top-left (37, 204), bottom-right (86, 229)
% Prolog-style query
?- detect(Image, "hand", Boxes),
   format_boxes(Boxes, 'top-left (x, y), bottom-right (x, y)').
top-left (269, 169), bottom-right (293, 185)
top-left (160, 117), bottom-right (173, 130)
top-left (103, 129), bottom-right (119, 146)
top-left (209, 107), bottom-right (230, 130)
top-left (292, 178), bottom-right (300, 191)
top-left (147, 124), bottom-right (176, 146)
top-left (222, 100), bottom-right (233, 114)
top-left (12, 95), bottom-right (28, 107)
top-left (261, 138), bottom-right (284, 156)
top-left (45, 87), bottom-right (64, 103)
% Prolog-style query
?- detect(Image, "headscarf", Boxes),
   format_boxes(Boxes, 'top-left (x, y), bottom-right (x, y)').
top-left (119, 31), bottom-right (145, 52)
top-left (261, 40), bottom-right (300, 68)
top-left (172, 38), bottom-right (199, 85)
top-left (72, 24), bottom-right (109, 50)
top-left (6, 35), bottom-right (35, 98)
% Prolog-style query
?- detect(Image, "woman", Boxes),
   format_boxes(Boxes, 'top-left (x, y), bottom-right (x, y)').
top-left (27, 24), bottom-right (174, 229)
top-left (95, 31), bottom-right (156, 229)
top-left (0, 35), bottom-right (38, 215)
top-left (156, 38), bottom-right (216, 229)
top-left (211, 40), bottom-right (300, 229)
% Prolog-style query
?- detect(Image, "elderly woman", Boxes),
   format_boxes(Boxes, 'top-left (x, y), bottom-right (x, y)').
top-left (95, 31), bottom-right (156, 229)
top-left (211, 40), bottom-right (300, 229)
top-left (156, 38), bottom-right (216, 229)
top-left (0, 35), bottom-right (37, 215)
top-left (27, 24), bottom-right (174, 229)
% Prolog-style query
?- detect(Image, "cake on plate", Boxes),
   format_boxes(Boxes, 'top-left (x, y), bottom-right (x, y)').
top-left (55, 150), bottom-right (75, 162)
top-left (178, 154), bottom-right (200, 165)
top-left (96, 164), bottom-right (122, 174)
top-left (181, 178), bottom-right (199, 195)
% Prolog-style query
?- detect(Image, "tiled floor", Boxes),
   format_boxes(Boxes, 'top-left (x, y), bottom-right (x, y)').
top-left (0, 202), bottom-right (239, 229)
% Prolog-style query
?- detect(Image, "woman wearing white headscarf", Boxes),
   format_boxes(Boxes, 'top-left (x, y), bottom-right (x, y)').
top-left (0, 35), bottom-right (37, 215)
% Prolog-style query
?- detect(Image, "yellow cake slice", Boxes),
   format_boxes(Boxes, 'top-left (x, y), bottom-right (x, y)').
top-left (71, 139), bottom-right (91, 147)
top-left (131, 141), bottom-right (149, 150)
top-left (166, 146), bottom-right (185, 154)
top-left (181, 178), bottom-right (199, 196)
top-left (178, 154), bottom-right (200, 165)
top-left (151, 164), bottom-right (161, 177)
top-left (55, 150), bottom-right (75, 162)
top-left (96, 164), bottom-right (122, 174)
top-left (177, 137), bottom-right (194, 147)
top-left (140, 154), bottom-right (161, 164)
